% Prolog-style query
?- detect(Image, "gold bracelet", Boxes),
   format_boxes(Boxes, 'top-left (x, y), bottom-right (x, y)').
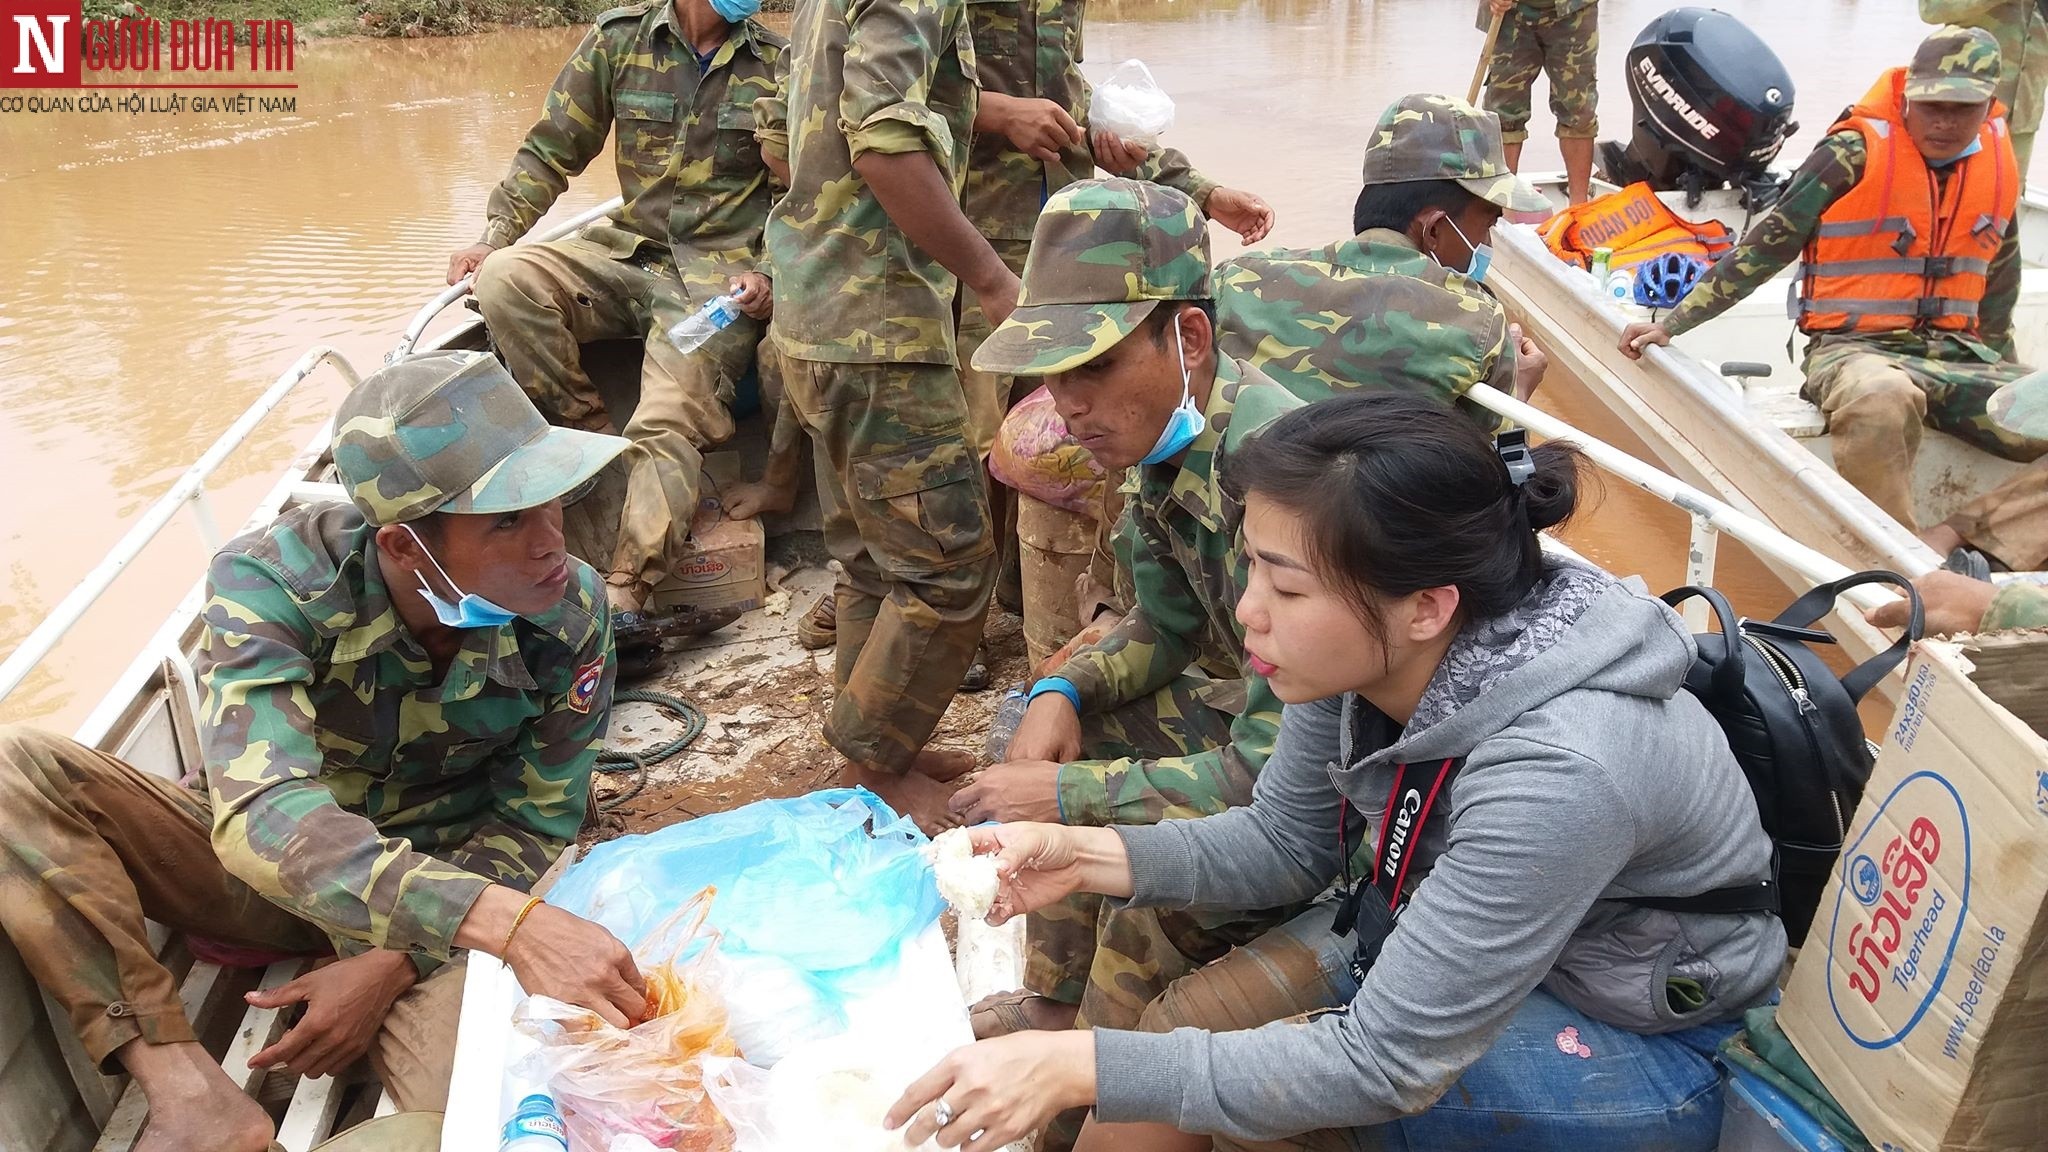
top-left (503, 895), bottom-right (545, 955)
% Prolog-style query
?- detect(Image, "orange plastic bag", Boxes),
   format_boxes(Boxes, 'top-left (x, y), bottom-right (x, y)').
top-left (513, 888), bottom-right (737, 1151)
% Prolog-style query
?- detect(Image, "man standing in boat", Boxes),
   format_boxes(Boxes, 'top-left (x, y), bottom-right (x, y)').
top-left (764, 0), bottom-right (1015, 829)
top-left (1215, 94), bottom-right (1550, 413)
top-left (948, 182), bottom-right (1303, 1110)
top-left (1623, 26), bottom-right (2048, 575)
top-left (447, 0), bottom-right (785, 622)
top-left (0, 352), bottom-right (649, 1152)
top-left (1481, 0), bottom-right (1599, 205)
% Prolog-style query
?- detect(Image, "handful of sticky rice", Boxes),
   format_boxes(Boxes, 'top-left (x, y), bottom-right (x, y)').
top-left (925, 828), bottom-right (1001, 921)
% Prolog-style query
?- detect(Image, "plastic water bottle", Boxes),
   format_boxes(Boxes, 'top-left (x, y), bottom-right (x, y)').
top-left (667, 293), bottom-right (740, 354)
top-left (983, 689), bottom-right (1029, 763)
top-left (500, 1092), bottom-right (569, 1152)
top-left (1588, 246), bottom-right (1612, 287)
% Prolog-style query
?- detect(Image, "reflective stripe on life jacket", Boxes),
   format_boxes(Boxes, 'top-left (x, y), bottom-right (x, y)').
top-left (1796, 67), bottom-right (2018, 336)
top-left (1539, 182), bottom-right (1735, 272)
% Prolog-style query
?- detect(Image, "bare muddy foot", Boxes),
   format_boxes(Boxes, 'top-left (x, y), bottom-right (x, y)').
top-left (725, 478), bottom-right (797, 521)
top-left (910, 747), bottom-right (979, 783)
top-left (134, 1077), bottom-right (274, 1152)
top-left (842, 762), bottom-right (963, 834)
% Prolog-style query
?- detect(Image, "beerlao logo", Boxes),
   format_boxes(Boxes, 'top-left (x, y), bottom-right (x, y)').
top-left (1824, 770), bottom-right (1973, 1050)
top-left (4, 0), bottom-right (296, 92)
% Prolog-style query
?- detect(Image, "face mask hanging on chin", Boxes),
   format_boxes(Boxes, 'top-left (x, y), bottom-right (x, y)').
top-left (403, 525), bottom-right (519, 629)
top-left (709, 0), bottom-right (762, 20)
top-left (1928, 135), bottom-right (1984, 166)
top-left (1139, 312), bottom-right (1207, 466)
top-left (1438, 213), bottom-right (1494, 285)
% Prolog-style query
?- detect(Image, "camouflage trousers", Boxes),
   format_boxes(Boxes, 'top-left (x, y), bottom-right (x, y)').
top-left (1027, 675), bottom-right (1293, 1021)
top-left (779, 356), bottom-right (998, 772)
top-left (1804, 341), bottom-right (2048, 567)
top-left (1484, 2), bottom-right (1599, 143)
top-left (473, 231), bottom-right (764, 599)
top-left (0, 726), bottom-right (462, 1109)
top-left (961, 238), bottom-right (1036, 611)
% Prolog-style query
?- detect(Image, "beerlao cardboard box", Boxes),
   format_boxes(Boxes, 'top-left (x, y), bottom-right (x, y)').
top-left (1778, 634), bottom-right (2048, 1152)
top-left (648, 501), bottom-right (766, 614)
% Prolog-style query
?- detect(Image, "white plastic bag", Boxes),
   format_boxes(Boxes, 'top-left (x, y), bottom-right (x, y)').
top-left (706, 1031), bottom-right (945, 1152)
top-left (1090, 60), bottom-right (1176, 145)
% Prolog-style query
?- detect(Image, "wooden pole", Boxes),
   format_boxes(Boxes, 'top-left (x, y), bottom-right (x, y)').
top-left (1470, 10), bottom-right (1505, 105)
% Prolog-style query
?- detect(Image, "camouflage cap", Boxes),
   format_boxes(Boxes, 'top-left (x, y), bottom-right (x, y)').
top-left (972, 177), bottom-right (1211, 377)
top-left (331, 351), bottom-right (628, 526)
top-left (1988, 370), bottom-right (2048, 439)
top-left (1906, 25), bottom-right (2001, 104)
top-left (1361, 93), bottom-right (1549, 213)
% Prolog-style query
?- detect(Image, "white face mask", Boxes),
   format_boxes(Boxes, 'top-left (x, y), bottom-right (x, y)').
top-left (1139, 316), bottom-right (1206, 466)
top-left (1439, 214), bottom-right (1494, 284)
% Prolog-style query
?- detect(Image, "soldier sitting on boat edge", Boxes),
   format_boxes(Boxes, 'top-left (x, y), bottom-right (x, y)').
top-left (0, 352), bottom-right (644, 1152)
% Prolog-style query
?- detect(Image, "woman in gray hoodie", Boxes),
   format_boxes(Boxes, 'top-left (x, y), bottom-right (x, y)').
top-left (888, 392), bottom-right (1788, 1151)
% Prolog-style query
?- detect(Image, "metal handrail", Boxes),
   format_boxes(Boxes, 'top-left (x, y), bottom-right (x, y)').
top-left (0, 346), bottom-right (362, 706)
top-left (387, 197), bottom-right (625, 363)
top-left (1465, 383), bottom-right (1899, 613)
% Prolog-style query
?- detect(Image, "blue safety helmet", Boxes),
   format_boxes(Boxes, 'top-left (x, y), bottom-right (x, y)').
top-left (1633, 253), bottom-right (1709, 309)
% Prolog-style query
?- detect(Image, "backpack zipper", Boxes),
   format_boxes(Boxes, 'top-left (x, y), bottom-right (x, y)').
top-left (1742, 632), bottom-right (1848, 845)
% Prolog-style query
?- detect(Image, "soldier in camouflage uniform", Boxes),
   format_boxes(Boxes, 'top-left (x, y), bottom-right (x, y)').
top-left (1923, 0), bottom-right (2048, 173)
top-left (1871, 372), bottom-right (2048, 634)
top-left (764, 0), bottom-right (1017, 829)
top-left (1624, 27), bottom-right (2048, 572)
top-left (947, 185), bottom-right (1304, 1140)
top-left (1216, 94), bottom-right (1550, 418)
top-left (1481, 0), bottom-right (1599, 204)
top-left (0, 353), bottom-right (643, 1152)
top-left (448, 0), bottom-right (786, 617)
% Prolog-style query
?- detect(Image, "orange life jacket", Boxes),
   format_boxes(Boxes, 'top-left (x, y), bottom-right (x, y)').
top-left (1797, 68), bottom-right (2018, 336)
top-left (1539, 182), bottom-right (1736, 273)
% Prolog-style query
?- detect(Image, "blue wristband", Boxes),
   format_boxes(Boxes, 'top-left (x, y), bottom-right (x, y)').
top-left (1028, 676), bottom-right (1082, 712)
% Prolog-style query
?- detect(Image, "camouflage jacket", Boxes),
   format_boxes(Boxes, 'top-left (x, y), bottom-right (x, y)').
top-left (964, 0), bottom-right (1218, 243)
top-left (196, 503), bottom-right (614, 964)
top-left (482, 5), bottom-right (785, 274)
top-left (1215, 227), bottom-right (1514, 416)
top-left (1664, 130), bottom-right (2023, 362)
top-left (1982, 581), bottom-right (2048, 629)
top-left (1921, 0), bottom-right (2048, 133)
top-left (1052, 358), bottom-right (1300, 826)
top-left (764, 0), bottom-right (979, 365)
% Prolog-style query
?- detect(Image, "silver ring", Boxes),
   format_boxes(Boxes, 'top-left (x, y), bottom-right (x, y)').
top-left (933, 1100), bottom-right (955, 1128)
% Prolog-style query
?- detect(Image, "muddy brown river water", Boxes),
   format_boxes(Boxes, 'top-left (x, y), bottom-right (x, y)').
top-left (0, 0), bottom-right (1957, 725)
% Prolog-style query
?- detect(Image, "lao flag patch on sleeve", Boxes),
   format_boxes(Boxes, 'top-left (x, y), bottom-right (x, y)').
top-left (569, 657), bottom-right (605, 714)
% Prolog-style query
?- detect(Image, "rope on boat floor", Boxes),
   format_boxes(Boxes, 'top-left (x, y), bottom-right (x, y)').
top-left (594, 689), bottom-right (708, 811)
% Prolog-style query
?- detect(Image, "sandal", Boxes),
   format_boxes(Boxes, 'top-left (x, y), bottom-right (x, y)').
top-left (796, 595), bottom-right (837, 650)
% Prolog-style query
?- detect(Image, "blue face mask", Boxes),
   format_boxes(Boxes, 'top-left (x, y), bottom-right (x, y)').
top-left (1930, 135), bottom-right (1984, 165)
top-left (404, 525), bottom-right (519, 629)
top-left (1442, 214), bottom-right (1494, 284)
top-left (1139, 316), bottom-right (1206, 466)
top-left (708, 0), bottom-right (760, 20)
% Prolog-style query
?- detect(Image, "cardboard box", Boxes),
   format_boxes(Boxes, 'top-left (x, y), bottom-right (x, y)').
top-left (1778, 638), bottom-right (2048, 1152)
top-left (648, 500), bottom-right (766, 613)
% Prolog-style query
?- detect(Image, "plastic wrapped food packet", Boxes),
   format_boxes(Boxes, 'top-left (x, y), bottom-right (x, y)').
top-left (988, 386), bottom-right (1107, 515)
top-left (513, 889), bottom-right (736, 1152)
top-left (1089, 60), bottom-right (1176, 145)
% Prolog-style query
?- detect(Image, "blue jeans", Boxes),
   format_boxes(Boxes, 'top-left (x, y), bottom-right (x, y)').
top-left (1157, 905), bottom-right (1740, 1152)
top-left (1350, 989), bottom-right (1737, 1152)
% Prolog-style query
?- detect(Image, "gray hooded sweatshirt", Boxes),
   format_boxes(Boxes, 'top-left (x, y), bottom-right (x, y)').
top-left (1093, 558), bottom-right (1787, 1140)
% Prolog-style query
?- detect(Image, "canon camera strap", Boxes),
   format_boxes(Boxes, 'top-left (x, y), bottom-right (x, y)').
top-left (1331, 758), bottom-right (1458, 983)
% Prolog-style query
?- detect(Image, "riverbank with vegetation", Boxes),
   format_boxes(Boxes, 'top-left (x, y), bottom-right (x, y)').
top-left (86, 0), bottom-right (788, 41)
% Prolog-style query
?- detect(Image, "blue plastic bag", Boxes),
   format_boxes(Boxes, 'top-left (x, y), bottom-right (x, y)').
top-left (546, 787), bottom-right (945, 997)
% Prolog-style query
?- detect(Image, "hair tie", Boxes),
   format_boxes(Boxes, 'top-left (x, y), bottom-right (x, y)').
top-left (1495, 429), bottom-right (1535, 488)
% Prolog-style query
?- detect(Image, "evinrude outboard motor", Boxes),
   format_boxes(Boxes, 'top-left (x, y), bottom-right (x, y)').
top-left (1597, 8), bottom-right (1798, 210)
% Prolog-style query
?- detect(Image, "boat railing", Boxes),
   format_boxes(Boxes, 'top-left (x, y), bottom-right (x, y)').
top-left (0, 345), bottom-right (363, 715)
top-left (1465, 383), bottom-right (1901, 630)
top-left (388, 197), bottom-right (625, 363)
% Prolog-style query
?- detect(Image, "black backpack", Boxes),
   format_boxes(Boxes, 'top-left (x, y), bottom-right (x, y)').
top-left (1631, 572), bottom-right (1924, 943)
